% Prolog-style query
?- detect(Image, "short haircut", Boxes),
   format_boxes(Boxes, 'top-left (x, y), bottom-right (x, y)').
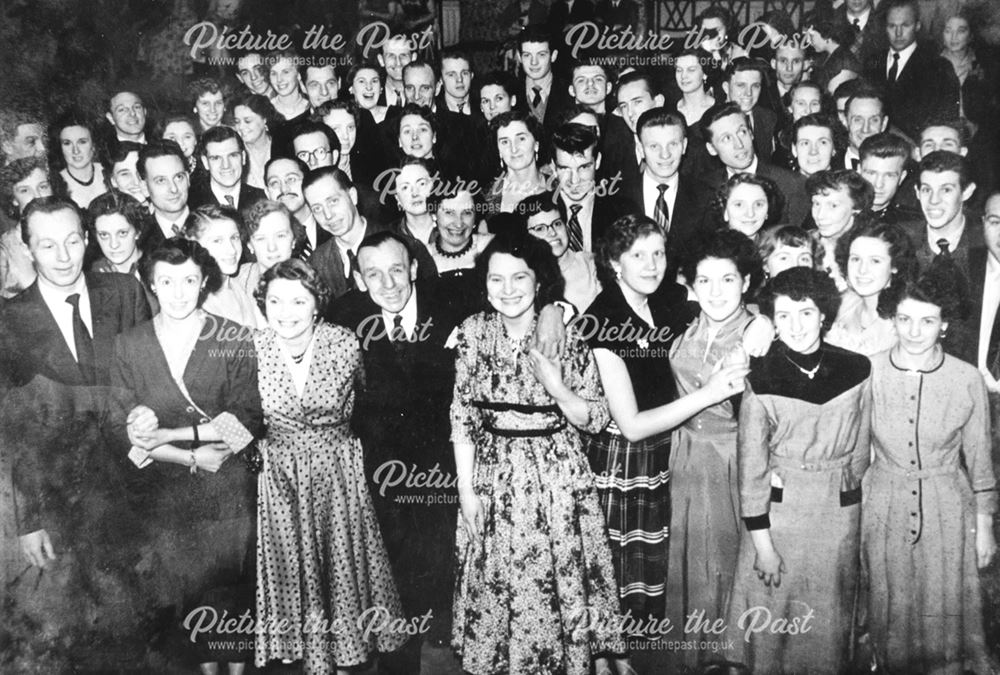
top-left (636, 107), bottom-right (688, 140)
top-left (290, 119), bottom-right (341, 154)
top-left (516, 25), bottom-right (554, 52)
top-left (806, 169), bottom-right (875, 211)
top-left (917, 117), bottom-right (969, 147)
top-left (301, 165), bottom-right (354, 196)
top-left (918, 150), bottom-right (973, 189)
top-left (859, 132), bottom-right (912, 163)
top-left (476, 228), bottom-right (564, 309)
top-left (264, 155), bottom-right (309, 180)
top-left (883, 0), bottom-right (920, 22)
top-left (197, 124), bottom-right (246, 157)
top-left (700, 102), bottom-right (746, 143)
top-left (834, 213), bottom-right (917, 317)
top-left (595, 214), bottom-right (664, 286)
top-left (0, 103), bottom-right (44, 155)
top-left (756, 224), bottom-right (824, 271)
top-left (357, 230), bottom-right (415, 267)
top-left (313, 98), bottom-right (361, 127)
top-left (107, 90), bottom-right (144, 112)
top-left (887, 254), bottom-right (972, 323)
top-left (725, 57), bottom-right (769, 85)
top-left (137, 140), bottom-right (187, 180)
top-left (555, 103), bottom-right (600, 129)
top-left (711, 172), bottom-right (784, 231)
top-left (256, 258), bottom-right (331, 317)
top-left (20, 196), bottom-right (83, 246)
top-left (844, 85), bottom-right (886, 117)
top-left (804, 12), bottom-right (856, 47)
top-left (614, 69), bottom-right (662, 102)
top-left (183, 204), bottom-right (247, 243)
top-left (789, 81), bottom-right (824, 102)
top-left (680, 228), bottom-right (764, 295)
top-left (243, 199), bottom-right (306, 249)
top-left (476, 70), bottom-right (518, 100)
top-left (153, 113), bottom-right (198, 143)
top-left (85, 190), bottom-right (148, 240)
top-left (439, 47), bottom-right (472, 69)
top-left (550, 122), bottom-right (599, 159)
top-left (758, 266), bottom-right (842, 334)
top-left (297, 61), bottom-right (339, 82)
top-left (140, 237), bottom-right (223, 303)
top-left (188, 77), bottom-right (224, 106)
top-left (832, 78), bottom-right (864, 104)
top-left (571, 59), bottom-right (612, 81)
top-left (346, 60), bottom-right (385, 87)
top-left (758, 9), bottom-right (796, 38)
top-left (401, 58), bottom-right (439, 83)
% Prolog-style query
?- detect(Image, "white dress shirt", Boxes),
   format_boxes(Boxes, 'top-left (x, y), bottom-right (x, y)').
top-left (978, 253), bottom-right (1000, 369)
top-left (641, 171), bottom-right (679, 231)
top-left (38, 274), bottom-right (91, 361)
top-left (381, 288), bottom-right (419, 340)
top-left (561, 192), bottom-right (597, 252)
top-left (887, 41), bottom-right (918, 80)
top-left (154, 207), bottom-right (190, 239)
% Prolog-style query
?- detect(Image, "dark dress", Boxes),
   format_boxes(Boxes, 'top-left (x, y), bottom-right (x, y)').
top-left (727, 342), bottom-right (871, 673)
top-left (111, 313), bottom-right (263, 665)
top-left (581, 280), bottom-right (694, 620)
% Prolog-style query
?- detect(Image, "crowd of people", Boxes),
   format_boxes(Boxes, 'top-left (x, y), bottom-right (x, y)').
top-left (1, 0), bottom-right (999, 673)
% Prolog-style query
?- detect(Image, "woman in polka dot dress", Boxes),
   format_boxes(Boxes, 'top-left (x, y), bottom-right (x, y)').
top-left (253, 259), bottom-right (406, 673)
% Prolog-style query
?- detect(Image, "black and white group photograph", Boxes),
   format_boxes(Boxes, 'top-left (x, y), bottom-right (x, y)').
top-left (1, 0), bottom-right (1000, 672)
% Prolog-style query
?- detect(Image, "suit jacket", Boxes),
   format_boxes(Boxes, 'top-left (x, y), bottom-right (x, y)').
top-left (751, 106), bottom-right (777, 164)
top-left (350, 107), bottom-right (394, 189)
top-left (694, 159), bottom-right (810, 228)
top-left (555, 191), bottom-right (637, 251)
top-left (516, 74), bottom-right (575, 135)
top-left (835, 4), bottom-right (886, 63)
top-left (598, 115), bottom-right (641, 190)
top-left (0, 273), bottom-right (152, 388)
top-left (863, 42), bottom-right (961, 140)
top-left (188, 179), bottom-right (266, 212)
top-left (624, 173), bottom-right (702, 269)
top-left (967, 247), bottom-right (1000, 370)
top-left (309, 218), bottom-right (438, 300)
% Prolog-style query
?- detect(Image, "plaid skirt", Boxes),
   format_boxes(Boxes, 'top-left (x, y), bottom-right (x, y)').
top-left (586, 423), bottom-right (671, 621)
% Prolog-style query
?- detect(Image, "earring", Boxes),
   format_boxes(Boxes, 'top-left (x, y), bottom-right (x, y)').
top-left (940, 327), bottom-right (948, 340)
top-left (615, 271), bottom-right (622, 281)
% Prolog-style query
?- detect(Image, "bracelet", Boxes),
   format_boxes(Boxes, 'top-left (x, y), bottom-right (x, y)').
top-left (192, 424), bottom-right (200, 444)
top-left (189, 449), bottom-right (197, 475)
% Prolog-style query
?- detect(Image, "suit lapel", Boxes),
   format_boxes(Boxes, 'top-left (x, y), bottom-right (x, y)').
top-left (22, 283), bottom-right (85, 385)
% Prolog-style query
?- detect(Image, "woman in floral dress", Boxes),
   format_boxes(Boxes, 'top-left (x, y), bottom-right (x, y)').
top-left (450, 230), bottom-right (620, 675)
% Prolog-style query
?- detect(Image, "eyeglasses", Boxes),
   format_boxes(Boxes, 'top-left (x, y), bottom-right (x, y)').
top-left (296, 147), bottom-right (331, 164)
top-left (527, 219), bottom-right (564, 236)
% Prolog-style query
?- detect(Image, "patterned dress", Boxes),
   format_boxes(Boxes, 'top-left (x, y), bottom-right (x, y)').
top-left (450, 312), bottom-right (621, 675)
top-left (728, 342), bottom-right (872, 674)
top-left (864, 350), bottom-right (997, 674)
top-left (254, 324), bottom-right (406, 672)
top-left (665, 308), bottom-right (752, 670)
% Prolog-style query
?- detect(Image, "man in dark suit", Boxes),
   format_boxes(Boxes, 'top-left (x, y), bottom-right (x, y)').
top-left (264, 156), bottom-right (328, 255)
top-left (600, 69), bottom-right (665, 192)
top-left (904, 151), bottom-right (980, 362)
top-left (187, 125), bottom-right (265, 211)
top-left (303, 166), bottom-right (436, 299)
top-left (550, 122), bottom-right (636, 251)
top-left (858, 132), bottom-right (922, 226)
top-left (0, 197), bottom-right (151, 667)
top-left (547, 0), bottom-right (596, 64)
top-left (695, 102), bottom-right (810, 227)
top-left (137, 141), bottom-right (191, 252)
top-left (722, 58), bottom-right (777, 163)
top-left (515, 26), bottom-right (574, 134)
top-left (969, 194), bottom-right (1000, 375)
top-left (628, 107), bottom-right (701, 270)
top-left (836, 0), bottom-right (885, 62)
top-left (329, 231), bottom-right (468, 664)
top-left (595, 0), bottom-right (638, 33)
top-left (862, 0), bottom-right (960, 140)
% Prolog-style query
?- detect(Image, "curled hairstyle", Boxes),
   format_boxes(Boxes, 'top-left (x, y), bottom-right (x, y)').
top-left (140, 236), bottom-right (223, 305)
top-left (183, 203), bottom-right (247, 243)
top-left (48, 108), bottom-right (103, 173)
top-left (711, 172), bottom-right (784, 232)
top-left (492, 109), bottom-right (546, 165)
top-left (758, 266), bottom-right (842, 334)
top-left (793, 113), bottom-right (846, 157)
top-left (255, 258), bottom-right (331, 318)
top-left (85, 190), bottom-right (147, 240)
top-left (834, 213), bottom-right (917, 317)
top-left (188, 78), bottom-right (224, 107)
top-left (681, 228), bottom-right (764, 295)
top-left (756, 224), bottom-right (824, 272)
top-left (919, 150), bottom-right (973, 190)
top-left (595, 214), bottom-right (665, 287)
top-left (243, 199), bottom-right (306, 250)
top-left (476, 228), bottom-right (564, 310)
top-left (0, 156), bottom-right (51, 220)
top-left (884, 253), bottom-right (971, 323)
top-left (228, 92), bottom-right (280, 133)
top-left (806, 169), bottom-right (875, 211)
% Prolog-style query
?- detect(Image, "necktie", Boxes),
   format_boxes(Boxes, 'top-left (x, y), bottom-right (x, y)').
top-left (654, 184), bottom-right (670, 232)
top-left (224, 194), bottom-right (235, 208)
top-left (531, 86), bottom-right (543, 109)
top-left (888, 52), bottom-right (900, 83)
top-left (852, 18), bottom-right (861, 31)
top-left (346, 249), bottom-right (359, 289)
top-left (567, 204), bottom-right (584, 252)
top-left (851, 157), bottom-right (860, 170)
top-left (67, 293), bottom-right (96, 384)
top-left (391, 314), bottom-right (407, 344)
top-left (936, 238), bottom-right (951, 256)
top-left (393, 88), bottom-right (403, 106)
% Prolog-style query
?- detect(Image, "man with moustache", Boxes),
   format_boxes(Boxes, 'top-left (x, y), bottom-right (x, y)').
top-left (137, 141), bottom-right (190, 251)
top-left (188, 126), bottom-right (265, 211)
top-left (0, 197), bottom-right (151, 669)
top-left (264, 156), bottom-right (325, 255)
top-left (303, 166), bottom-right (435, 300)
top-left (569, 61), bottom-right (613, 115)
top-left (329, 230), bottom-right (467, 665)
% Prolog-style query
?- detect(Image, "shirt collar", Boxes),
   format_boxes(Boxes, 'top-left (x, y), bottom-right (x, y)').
top-left (38, 272), bottom-right (88, 305)
top-left (381, 286), bottom-right (419, 334)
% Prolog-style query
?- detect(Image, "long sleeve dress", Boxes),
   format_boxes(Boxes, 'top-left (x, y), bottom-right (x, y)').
top-left (111, 314), bottom-right (263, 666)
top-left (450, 311), bottom-right (621, 675)
top-left (665, 307), bottom-right (753, 670)
top-left (863, 350), bottom-right (997, 674)
top-left (727, 341), bottom-right (872, 674)
top-left (254, 323), bottom-right (406, 672)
